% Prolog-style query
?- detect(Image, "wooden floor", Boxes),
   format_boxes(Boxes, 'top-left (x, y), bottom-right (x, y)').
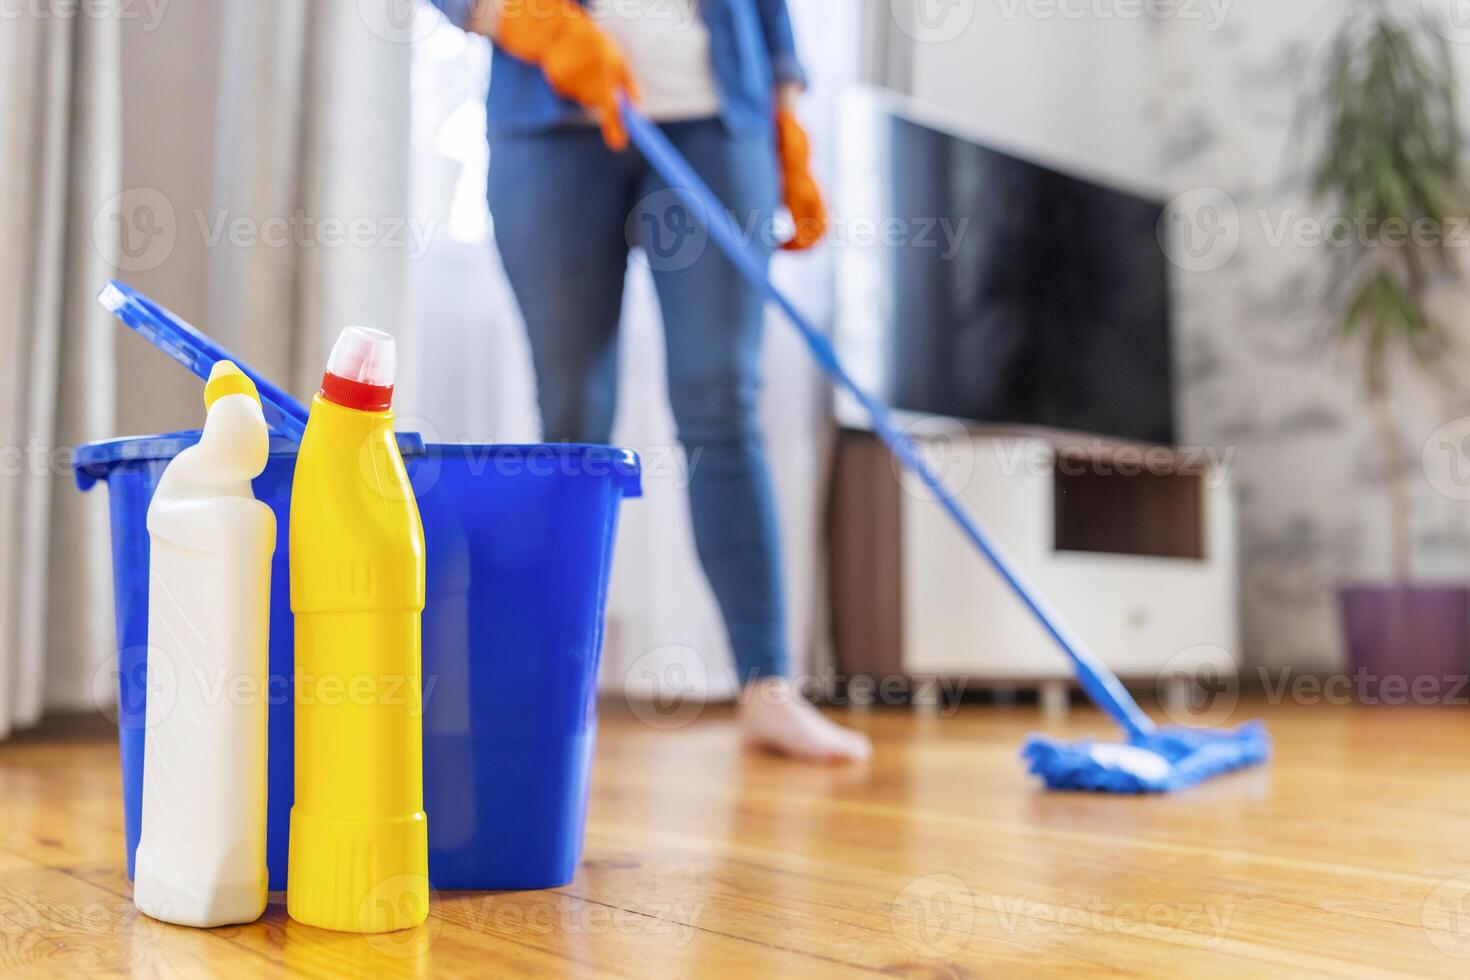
top-left (2, 699), bottom-right (1470, 978)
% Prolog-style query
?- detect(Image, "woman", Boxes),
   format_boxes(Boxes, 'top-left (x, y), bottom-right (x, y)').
top-left (433, 0), bottom-right (870, 762)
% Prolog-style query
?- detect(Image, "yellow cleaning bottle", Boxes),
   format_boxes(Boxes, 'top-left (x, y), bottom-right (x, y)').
top-left (286, 326), bottom-right (428, 933)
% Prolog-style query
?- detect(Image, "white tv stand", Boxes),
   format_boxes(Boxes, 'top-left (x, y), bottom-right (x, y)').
top-left (828, 422), bottom-right (1239, 712)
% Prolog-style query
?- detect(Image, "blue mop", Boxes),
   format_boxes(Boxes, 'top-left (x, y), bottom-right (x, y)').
top-left (620, 99), bottom-right (1269, 792)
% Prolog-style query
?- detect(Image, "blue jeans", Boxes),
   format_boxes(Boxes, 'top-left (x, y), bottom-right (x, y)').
top-left (488, 119), bottom-right (787, 682)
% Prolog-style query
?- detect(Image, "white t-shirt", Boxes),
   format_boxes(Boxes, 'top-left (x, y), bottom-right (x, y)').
top-left (584, 0), bottom-right (722, 122)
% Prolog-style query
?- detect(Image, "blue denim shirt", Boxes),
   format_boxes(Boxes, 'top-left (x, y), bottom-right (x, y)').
top-left (429, 0), bottom-right (805, 138)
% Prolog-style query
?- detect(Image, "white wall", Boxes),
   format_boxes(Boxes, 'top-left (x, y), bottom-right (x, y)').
top-left (1157, 0), bottom-right (1470, 671)
top-left (905, 0), bottom-right (1164, 194)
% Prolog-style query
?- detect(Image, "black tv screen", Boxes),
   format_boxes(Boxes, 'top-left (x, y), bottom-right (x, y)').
top-left (836, 93), bottom-right (1175, 445)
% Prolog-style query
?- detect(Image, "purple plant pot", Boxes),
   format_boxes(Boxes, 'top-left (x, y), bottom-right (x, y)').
top-left (1339, 584), bottom-right (1470, 706)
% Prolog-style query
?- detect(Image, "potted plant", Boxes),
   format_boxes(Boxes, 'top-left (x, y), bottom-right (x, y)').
top-left (1308, 1), bottom-right (1470, 703)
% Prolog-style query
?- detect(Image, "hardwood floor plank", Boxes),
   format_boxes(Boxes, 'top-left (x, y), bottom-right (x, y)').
top-left (1, 699), bottom-right (1467, 977)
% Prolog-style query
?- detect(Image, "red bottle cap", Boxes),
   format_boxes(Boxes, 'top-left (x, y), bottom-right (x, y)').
top-left (319, 326), bottom-right (396, 411)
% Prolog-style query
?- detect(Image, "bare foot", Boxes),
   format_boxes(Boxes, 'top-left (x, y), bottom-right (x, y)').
top-left (736, 677), bottom-right (872, 763)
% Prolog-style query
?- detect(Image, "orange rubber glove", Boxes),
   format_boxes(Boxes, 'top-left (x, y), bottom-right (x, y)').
top-left (774, 107), bottom-right (827, 251)
top-left (491, 0), bottom-right (640, 150)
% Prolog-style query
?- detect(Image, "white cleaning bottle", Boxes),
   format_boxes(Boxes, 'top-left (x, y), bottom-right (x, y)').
top-left (133, 360), bottom-right (275, 928)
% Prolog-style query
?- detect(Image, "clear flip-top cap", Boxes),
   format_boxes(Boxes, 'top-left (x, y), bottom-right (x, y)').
top-left (326, 326), bottom-right (397, 387)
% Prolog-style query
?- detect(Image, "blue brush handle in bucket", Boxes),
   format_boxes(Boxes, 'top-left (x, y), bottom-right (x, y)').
top-left (620, 98), bottom-right (1156, 740)
top-left (100, 280), bottom-right (312, 440)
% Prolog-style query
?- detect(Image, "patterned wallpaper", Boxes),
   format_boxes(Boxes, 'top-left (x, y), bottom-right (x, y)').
top-left (1153, 0), bottom-right (1470, 671)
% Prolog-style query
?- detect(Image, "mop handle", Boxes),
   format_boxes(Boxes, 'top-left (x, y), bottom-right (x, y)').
top-left (620, 98), bottom-right (1157, 739)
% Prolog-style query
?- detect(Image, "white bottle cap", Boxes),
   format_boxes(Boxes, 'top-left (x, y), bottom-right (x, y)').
top-left (325, 326), bottom-right (397, 387)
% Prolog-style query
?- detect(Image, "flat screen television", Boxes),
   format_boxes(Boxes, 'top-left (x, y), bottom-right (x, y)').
top-left (835, 90), bottom-right (1175, 445)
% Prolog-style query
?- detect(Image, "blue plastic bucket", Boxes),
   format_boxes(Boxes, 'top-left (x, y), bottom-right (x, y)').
top-left (74, 433), bottom-right (640, 891)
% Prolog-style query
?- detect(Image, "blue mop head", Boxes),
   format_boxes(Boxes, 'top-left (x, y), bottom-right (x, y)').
top-left (1022, 721), bottom-right (1270, 793)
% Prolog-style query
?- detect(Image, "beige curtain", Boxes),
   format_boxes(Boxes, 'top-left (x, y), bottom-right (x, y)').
top-left (0, 3), bottom-right (122, 733)
top-left (207, 0), bottom-right (413, 400)
top-left (0, 0), bottom-right (410, 740)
